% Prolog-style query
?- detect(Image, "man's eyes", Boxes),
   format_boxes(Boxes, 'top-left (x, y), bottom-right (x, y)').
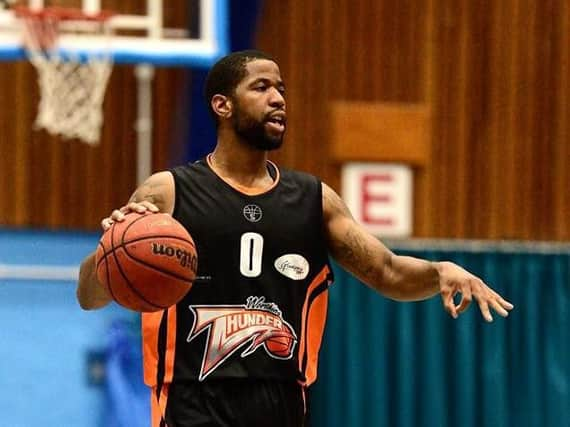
top-left (252, 85), bottom-right (285, 94)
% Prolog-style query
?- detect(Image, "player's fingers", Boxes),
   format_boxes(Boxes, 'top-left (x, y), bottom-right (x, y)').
top-left (101, 217), bottom-right (113, 231)
top-left (489, 289), bottom-right (514, 310)
top-left (138, 200), bottom-right (160, 212)
top-left (125, 201), bottom-right (159, 213)
top-left (489, 298), bottom-right (510, 318)
top-left (501, 299), bottom-right (514, 310)
top-left (441, 290), bottom-right (458, 319)
top-left (119, 203), bottom-right (141, 214)
top-left (455, 286), bottom-right (472, 314)
top-left (476, 298), bottom-right (493, 322)
top-left (126, 202), bottom-right (148, 213)
top-left (110, 209), bottom-right (125, 221)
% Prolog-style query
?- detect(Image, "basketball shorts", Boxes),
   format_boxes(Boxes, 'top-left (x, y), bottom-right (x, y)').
top-left (152, 379), bottom-right (306, 427)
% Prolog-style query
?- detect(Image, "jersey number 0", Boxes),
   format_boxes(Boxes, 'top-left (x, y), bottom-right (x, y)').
top-left (240, 232), bottom-right (264, 277)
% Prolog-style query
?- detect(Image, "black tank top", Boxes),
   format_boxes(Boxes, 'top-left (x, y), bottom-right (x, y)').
top-left (142, 157), bottom-right (333, 387)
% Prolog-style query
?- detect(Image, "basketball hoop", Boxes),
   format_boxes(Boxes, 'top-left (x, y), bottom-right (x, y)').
top-left (15, 6), bottom-right (114, 145)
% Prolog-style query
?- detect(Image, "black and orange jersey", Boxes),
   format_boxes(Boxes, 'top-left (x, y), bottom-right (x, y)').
top-left (142, 156), bottom-right (333, 390)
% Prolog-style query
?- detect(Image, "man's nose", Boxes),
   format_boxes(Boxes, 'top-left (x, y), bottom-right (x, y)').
top-left (269, 88), bottom-right (285, 108)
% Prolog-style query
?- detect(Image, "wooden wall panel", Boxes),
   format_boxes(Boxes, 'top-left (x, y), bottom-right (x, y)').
top-left (257, 0), bottom-right (431, 233)
top-left (555, 0), bottom-right (569, 239)
top-left (1, 0), bottom-right (567, 240)
top-left (0, 0), bottom-right (191, 230)
top-left (330, 102), bottom-right (431, 165)
top-left (257, 0), bottom-right (569, 241)
top-left (429, 0), bottom-right (569, 240)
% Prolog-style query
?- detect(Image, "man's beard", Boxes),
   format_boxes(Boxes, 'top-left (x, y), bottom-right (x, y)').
top-left (232, 105), bottom-right (284, 151)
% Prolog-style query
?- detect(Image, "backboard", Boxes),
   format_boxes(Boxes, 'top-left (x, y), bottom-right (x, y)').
top-left (0, 0), bottom-right (229, 67)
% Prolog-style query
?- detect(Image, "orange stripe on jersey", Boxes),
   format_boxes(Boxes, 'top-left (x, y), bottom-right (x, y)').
top-left (298, 265), bottom-right (331, 386)
top-left (142, 311), bottom-right (162, 386)
top-left (164, 306), bottom-right (177, 383)
top-left (150, 387), bottom-right (161, 427)
top-left (206, 154), bottom-right (281, 196)
top-left (142, 306), bottom-right (177, 387)
top-left (151, 384), bottom-right (170, 427)
top-left (302, 286), bottom-right (329, 385)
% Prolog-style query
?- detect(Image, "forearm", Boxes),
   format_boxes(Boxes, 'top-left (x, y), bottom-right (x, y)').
top-left (327, 222), bottom-right (438, 300)
top-left (381, 255), bottom-right (441, 301)
top-left (76, 252), bottom-right (112, 310)
top-left (322, 184), bottom-right (514, 318)
top-left (323, 183), bottom-right (440, 301)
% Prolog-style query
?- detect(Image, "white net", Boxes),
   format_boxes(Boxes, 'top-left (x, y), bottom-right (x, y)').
top-left (19, 9), bottom-right (113, 145)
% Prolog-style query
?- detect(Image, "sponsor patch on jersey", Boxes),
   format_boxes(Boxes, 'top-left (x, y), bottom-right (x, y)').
top-left (187, 296), bottom-right (297, 381)
top-left (274, 254), bottom-right (310, 280)
top-left (243, 204), bottom-right (263, 222)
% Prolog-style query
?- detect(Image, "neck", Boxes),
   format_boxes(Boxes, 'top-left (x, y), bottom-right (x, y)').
top-left (209, 134), bottom-right (274, 190)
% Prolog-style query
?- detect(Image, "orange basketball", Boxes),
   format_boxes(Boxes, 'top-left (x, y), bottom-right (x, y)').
top-left (95, 212), bottom-right (197, 312)
top-left (266, 331), bottom-right (295, 358)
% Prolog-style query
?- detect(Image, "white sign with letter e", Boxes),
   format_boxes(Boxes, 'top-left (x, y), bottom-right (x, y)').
top-left (341, 163), bottom-right (413, 237)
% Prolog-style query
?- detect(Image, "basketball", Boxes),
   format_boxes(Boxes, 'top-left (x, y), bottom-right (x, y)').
top-left (266, 331), bottom-right (295, 358)
top-left (95, 212), bottom-right (197, 312)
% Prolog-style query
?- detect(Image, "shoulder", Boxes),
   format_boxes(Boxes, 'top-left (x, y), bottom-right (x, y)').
top-left (279, 166), bottom-right (317, 180)
top-left (170, 159), bottom-right (207, 178)
top-left (169, 159), bottom-right (217, 196)
top-left (278, 166), bottom-right (322, 191)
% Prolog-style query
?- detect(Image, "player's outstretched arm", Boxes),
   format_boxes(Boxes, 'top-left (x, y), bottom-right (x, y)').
top-left (322, 183), bottom-right (514, 321)
top-left (76, 171), bottom-right (175, 310)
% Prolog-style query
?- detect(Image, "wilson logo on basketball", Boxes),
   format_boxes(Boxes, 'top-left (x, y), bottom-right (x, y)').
top-left (151, 243), bottom-right (197, 271)
top-left (188, 296), bottom-right (297, 381)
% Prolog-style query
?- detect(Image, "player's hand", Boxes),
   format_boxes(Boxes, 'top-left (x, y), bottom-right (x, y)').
top-left (437, 261), bottom-right (514, 322)
top-left (101, 201), bottom-right (160, 231)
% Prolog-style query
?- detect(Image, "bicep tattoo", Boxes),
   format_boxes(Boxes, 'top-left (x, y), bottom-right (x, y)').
top-left (129, 178), bottom-right (167, 206)
top-left (333, 228), bottom-right (377, 280)
top-left (323, 184), bottom-right (381, 281)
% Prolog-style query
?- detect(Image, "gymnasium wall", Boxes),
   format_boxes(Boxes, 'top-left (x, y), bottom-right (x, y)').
top-left (0, 0), bottom-right (192, 229)
top-left (0, 0), bottom-right (567, 240)
top-left (257, 0), bottom-right (569, 241)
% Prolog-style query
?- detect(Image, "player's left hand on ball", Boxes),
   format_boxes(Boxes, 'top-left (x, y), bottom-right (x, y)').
top-left (436, 261), bottom-right (514, 322)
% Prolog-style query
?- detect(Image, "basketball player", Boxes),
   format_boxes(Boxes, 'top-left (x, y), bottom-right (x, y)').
top-left (77, 50), bottom-right (514, 427)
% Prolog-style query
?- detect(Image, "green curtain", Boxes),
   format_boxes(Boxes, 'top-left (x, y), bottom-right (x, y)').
top-left (309, 246), bottom-right (569, 427)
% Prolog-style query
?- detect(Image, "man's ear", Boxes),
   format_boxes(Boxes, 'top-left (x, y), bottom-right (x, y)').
top-left (211, 94), bottom-right (233, 120)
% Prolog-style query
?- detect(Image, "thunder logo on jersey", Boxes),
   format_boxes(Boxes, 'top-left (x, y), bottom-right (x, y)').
top-left (187, 296), bottom-right (297, 381)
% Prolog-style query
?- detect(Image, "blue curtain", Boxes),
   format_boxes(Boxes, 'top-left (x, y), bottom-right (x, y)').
top-left (103, 319), bottom-right (149, 427)
top-left (309, 248), bottom-right (569, 427)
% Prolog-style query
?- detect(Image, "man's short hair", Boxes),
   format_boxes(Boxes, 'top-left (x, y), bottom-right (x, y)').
top-left (204, 50), bottom-right (275, 124)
